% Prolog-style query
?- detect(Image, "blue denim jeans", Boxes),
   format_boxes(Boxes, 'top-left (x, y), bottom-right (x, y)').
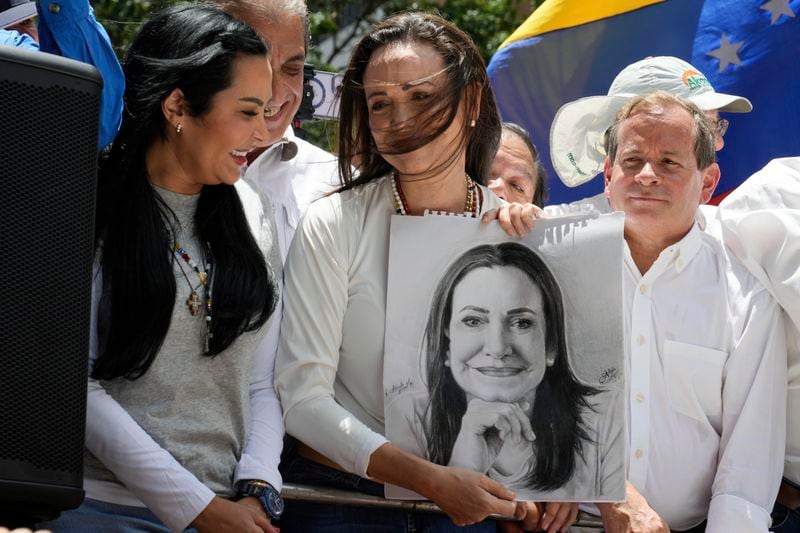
top-left (38, 497), bottom-right (199, 532)
top-left (279, 453), bottom-right (498, 533)
top-left (771, 502), bottom-right (800, 532)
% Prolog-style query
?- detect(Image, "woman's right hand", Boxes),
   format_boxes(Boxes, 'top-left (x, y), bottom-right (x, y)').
top-left (426, 465), bottom-right (522, 526)
top-left (367, 442), bottom-right (521, 527)
top-left (449, 398), bottom-right (535, 474)
top-left (191, 496), bottom-right (278, 533)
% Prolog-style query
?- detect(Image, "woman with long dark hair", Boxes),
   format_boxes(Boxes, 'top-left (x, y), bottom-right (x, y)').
top-left (420, 243), bottom-right (623, 499)
top-left (275, 11), bottom-right (575, 532)
top-left (43, 4), bottom-right (284, 532)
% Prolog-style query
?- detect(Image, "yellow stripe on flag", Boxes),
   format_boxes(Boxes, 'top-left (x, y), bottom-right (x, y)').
top-left (501, 0), bottom-right (666, 48)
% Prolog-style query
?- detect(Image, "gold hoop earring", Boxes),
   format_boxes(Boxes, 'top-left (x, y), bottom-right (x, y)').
top-left (176, 123), bottom-right (183, 134)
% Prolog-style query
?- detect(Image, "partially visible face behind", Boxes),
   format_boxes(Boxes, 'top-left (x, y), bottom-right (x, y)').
top-left (168, 54), bottom-right (272, 192)
top-left (488, 132), bottom-right (536, 204)
top-left (447, 266), bottom-right (548, 404)
top-left (6, 17), bottom-right (38, 42)
top-left (604, 101), bottom-right (718, 244)
top-left (247, 14), bottom-right (306, 147)
top-left (364, 40), bottom-right (467, 177)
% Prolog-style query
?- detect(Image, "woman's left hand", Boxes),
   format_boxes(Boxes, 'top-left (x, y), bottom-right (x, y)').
top-left (498, 501), bottom-right (578, 533)
top-left (236, 497), bottom-right (280, 533)
top-left (192, 496), bottom-right (279, 533)
top-left (482, 203), bottom-right (543, 237)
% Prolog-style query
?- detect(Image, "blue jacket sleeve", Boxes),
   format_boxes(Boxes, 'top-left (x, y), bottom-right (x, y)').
top-left (36, 0), bottom-right (124, 150)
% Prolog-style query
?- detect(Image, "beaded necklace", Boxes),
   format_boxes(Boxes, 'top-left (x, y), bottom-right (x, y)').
top-left (391, 173), bottom-right (480, 217)
top-left (172, 241), bottom-right (214, 352)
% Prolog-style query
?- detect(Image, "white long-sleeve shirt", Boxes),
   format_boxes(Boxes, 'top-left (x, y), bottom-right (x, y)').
top-left (84, 180), bottom-right (284, 532)
top-left (242, 128), bottom-right (340, 374)
top-left (623, 223), bottom-right (786, 532)
top-left (717, 156), bottom-right (800, 485)
top-left (275, 176), bottom-right (504, 478)
top-left (243, 127), bottom-right (340, 264)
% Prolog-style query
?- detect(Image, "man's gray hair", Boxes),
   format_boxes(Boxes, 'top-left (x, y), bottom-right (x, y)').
top-left (211, 0), bottom-right (310, 50)
top-left (605, 91), bottom-right (716, 170)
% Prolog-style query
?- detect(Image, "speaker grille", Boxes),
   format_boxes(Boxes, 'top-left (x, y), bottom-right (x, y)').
top-left (0, 51), bottom-right (99, 484)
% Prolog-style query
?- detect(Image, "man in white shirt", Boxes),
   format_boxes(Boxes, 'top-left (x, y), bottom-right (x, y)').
top-left (210, 0), bottom-right (339, 524)
top-left (717, 157), bottom-right (800, 533)
top-left (216, 0), bottom-right (339, 261)
top-left (595, 91), bottom-right (786, 533)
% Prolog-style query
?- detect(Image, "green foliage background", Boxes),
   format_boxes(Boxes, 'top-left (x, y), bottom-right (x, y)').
top-left (92, 0), bottom-right (540, 149)
top-left (95, 0), bottom-right (538, 64)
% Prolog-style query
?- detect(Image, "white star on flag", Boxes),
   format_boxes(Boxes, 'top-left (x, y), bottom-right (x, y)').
top-left (760, 0), bottom-right (796, 24)
top-left (708, 34), bottom-right (744, 73)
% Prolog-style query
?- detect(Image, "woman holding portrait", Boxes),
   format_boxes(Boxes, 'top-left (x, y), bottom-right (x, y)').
top-left (42, 5), bottom-right (284, 532)
top-left (274, 11), bottom-right (575, 533)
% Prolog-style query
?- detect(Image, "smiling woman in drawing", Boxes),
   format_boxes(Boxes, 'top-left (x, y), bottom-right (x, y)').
top-left (421, 242), bottom-right (623, 499)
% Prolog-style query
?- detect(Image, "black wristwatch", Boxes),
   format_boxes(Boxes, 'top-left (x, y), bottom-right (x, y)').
top-left (236, 479), bottom-right (284, 520)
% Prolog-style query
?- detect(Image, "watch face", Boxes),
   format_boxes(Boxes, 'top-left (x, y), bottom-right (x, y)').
top-left (266, 488), bottom-right (284, 518)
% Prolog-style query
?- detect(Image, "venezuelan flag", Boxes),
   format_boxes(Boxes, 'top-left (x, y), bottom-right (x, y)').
top-left (488, 0), bottom-right (800, 205)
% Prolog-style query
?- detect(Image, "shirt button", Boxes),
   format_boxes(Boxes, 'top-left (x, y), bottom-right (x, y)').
top-left (636, 392), bottom-right (645, 403)
top-left (635, 449), bottom-right (644, 459)
top-left (48, 2), bottom-right (61, 13)
top-left (637, 335), bottom-right (646, 345)
top-left (639, 284), bottom-right (648, 294)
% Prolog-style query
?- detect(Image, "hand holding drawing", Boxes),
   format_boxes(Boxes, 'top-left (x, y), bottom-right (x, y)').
top-left (449, 398), bottom-right (535, 475)
top-left (367, 442), bottom-right (521, 527)
top-left (499, 501), bottom-right (579, 533)
top-left (481, 202), bottom-right (543, 237)
top-left (426, 464), bottom-right (523, 526)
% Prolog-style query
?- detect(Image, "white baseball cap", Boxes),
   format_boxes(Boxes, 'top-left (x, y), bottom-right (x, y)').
top-left (550, 56), bottom-right (753, 187)
top-left (0, 0), bottom-right (36, 29)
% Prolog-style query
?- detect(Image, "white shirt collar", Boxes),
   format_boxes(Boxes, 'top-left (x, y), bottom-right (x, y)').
top-left (245, 126), bottom-right (302, 224)
top-left (625, 222), bottom-right (703, 279)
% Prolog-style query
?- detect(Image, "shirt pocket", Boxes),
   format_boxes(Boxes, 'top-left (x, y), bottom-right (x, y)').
top-left (663, 340), bottom-right (727, 427)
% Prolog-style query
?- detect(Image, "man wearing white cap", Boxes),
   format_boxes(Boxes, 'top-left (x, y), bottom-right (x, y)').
top-left (717, 157), bottom-right (800, 533)
top-left (551, 56), bottom-right (799, 532)
top-left (548, 56), bottom-right (751, 215)
top-left (593, 91), bottom-right (785, 533)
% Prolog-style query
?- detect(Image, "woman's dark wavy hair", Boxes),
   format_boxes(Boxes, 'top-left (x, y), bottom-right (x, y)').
top-left (92, 3), bottom-right (276, 380)
top-left (336, 11), bottom-right (502, 190)
top-left (422, 243), bottom-right (598, 490)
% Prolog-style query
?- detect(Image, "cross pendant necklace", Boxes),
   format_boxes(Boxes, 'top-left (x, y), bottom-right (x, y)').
top-left (173, 241), bottom-right (212, 315)
top-left (171, 240), bottom-right (215, 353)
top-left (187, 290), bottom-right (202, 316)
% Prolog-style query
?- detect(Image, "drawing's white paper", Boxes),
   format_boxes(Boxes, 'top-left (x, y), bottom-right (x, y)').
top-left (383, 212), bottom-right (626, 502)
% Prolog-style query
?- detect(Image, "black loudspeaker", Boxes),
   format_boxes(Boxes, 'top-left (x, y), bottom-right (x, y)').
top-left (0, 46), bottom-right (101, 524)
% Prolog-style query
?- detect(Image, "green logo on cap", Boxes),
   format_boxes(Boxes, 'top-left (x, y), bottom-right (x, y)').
top-left (682, 70), bottom-right (711, 92)
top-left (567, 153), bottom-right (589, 176)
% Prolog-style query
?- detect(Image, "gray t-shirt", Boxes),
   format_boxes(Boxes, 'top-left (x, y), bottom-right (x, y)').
top-left (84, 183), bottom-right (280, 497)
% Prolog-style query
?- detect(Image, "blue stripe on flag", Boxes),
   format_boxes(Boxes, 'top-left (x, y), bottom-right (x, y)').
top-left (488, 0), bottom-right (799, 205)
top-left (691, 0), bottom-right (800, 197)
